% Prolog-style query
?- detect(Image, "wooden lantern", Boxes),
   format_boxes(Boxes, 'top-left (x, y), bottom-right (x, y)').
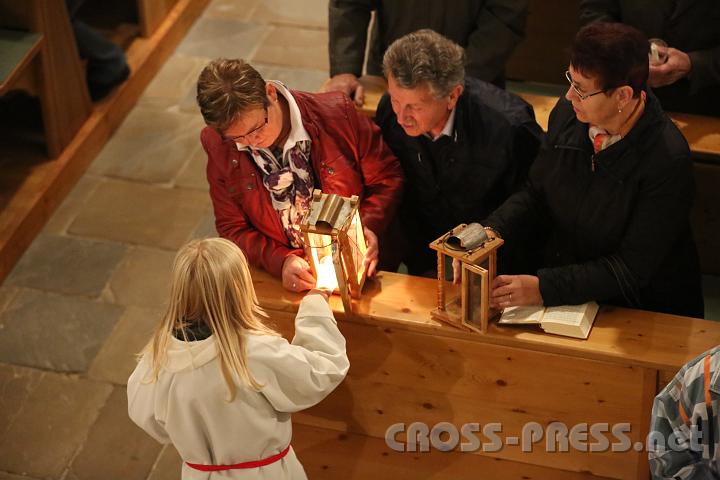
top-left (299, 190), bottom-right (368, 313)
top-left (429, 223), bottom-right (504, 333)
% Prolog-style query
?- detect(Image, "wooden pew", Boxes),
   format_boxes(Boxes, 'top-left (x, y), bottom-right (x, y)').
top-left (0, 0), bottom-right (91, 158)
top-left (136, 0), bottom-right (180, 37)
top-left (0, 30), bottom-right (43, 96)
top-left (252, 267), bottom-right (720, 480)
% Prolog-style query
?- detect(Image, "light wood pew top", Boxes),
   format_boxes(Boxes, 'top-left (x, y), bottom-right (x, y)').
top-left (350, 77), bottom-right (720, 157)
top-left (252, 267), bottom-right (720, 372)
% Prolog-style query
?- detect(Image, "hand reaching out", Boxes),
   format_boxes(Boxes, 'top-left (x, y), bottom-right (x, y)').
top-left (320, 73), bottom-right (365, 107)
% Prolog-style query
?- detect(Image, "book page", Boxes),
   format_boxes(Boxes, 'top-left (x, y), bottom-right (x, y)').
top-left (542, 303), bottom-right (595, 326)
top-left (498, 306), bottom-right (545, 324)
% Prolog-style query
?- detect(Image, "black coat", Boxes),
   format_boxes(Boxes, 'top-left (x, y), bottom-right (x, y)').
top-left (485, 93), bottom-right (704, 318)
top-left (328, 0), bottom-right (528, 86)
top-left (376, 77), bottom-right (543, 274)
top-left (580, 0), bottom-right (720, 116)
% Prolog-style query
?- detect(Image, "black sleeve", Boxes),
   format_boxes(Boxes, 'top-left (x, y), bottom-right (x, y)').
top-left (328, 0), bottom-right (375, 77)
top-left (578, 0), bottom-right (620, 26)
top-left (464, 0), bottom-right (528, 82)
top-left (539, 152), bottom-right (695, 307)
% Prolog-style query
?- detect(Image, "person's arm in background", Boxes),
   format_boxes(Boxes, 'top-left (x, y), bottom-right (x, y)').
top-left (653, 44), bottom-right (720, 93)
top-left (464, 0), bottom-right (528, 85)
top-left (323, 0), bottom-right (376, 105)
top-left (579, 0), bottom-right (719, 94)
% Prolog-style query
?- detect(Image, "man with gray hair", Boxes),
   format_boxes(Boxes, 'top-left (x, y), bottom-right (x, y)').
top-left (376, 29), bottom-right (542, 275)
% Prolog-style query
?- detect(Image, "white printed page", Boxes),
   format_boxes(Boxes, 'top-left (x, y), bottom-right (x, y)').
top-left (542, 303), bottom-right (594, 326)
top-left (498, 306), bottom-right (545, 324)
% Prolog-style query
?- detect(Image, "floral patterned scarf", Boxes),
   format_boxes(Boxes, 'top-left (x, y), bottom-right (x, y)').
top-left (244, 140), bottom-right (314, 248)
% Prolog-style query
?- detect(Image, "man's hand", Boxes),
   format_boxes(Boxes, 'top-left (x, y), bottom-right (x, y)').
top-left (282, 254), bottom-right (316, 292)
top-left (320, 73), bottom-right (365, 107)
top-left (363, 226), bottom-right (379, 277)
top-left (490, 275), bottom-right (543, 309)
top-left (649, 48), bottom-right (691, 88)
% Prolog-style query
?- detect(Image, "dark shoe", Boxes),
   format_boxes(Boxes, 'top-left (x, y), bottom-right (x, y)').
top-left (88, 64), bottom-right (130, 101)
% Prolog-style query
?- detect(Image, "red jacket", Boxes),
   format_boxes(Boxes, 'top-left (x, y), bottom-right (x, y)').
top-left (202, 90), bottom-right (403, 277)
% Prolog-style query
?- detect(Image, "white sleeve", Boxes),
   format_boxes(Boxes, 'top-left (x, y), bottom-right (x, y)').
top-left (251, 293), bottom-right (350, 413)
top-left (126, 358), bottom-right (172, 444)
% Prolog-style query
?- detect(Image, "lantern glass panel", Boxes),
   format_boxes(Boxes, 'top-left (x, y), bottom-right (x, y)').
top-left (441, 254), bottom-right (462, 317)
top-left (345, 210), bottom-right (367, 284)
top-left (464, 264), bottom-right (486, 330)
top-left (308, 232), bottom-right (338, 291)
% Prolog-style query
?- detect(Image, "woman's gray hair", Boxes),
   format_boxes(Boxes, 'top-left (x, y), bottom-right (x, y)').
top-left (382, 29), bottom-right (465, 98)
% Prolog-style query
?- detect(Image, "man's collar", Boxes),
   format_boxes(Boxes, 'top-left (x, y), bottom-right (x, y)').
top-left (424, 106), bottom-right (457, 142)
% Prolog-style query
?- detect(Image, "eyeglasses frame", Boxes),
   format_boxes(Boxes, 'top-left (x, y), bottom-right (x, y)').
top-left (565, 70), bottom-right (606, 101)
top-left (223, 107), bottom-right (269, 143)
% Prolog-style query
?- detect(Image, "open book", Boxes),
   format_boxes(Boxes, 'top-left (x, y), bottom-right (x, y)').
top-left (498, 302), bottom-right (599, 339)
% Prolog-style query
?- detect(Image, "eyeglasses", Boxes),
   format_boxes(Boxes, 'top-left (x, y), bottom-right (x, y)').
top-left (565, 71), bottom-right (605, 101)
top-left (223, 108), bottom-right (268, 143)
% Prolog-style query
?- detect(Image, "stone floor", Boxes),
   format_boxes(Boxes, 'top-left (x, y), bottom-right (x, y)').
top-left (1, 0), bottom-right (719, 478)
top-left (0, 0), bottom-right (329, 478)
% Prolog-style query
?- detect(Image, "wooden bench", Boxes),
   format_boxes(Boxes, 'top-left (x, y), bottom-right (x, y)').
top-left (0, 30), bottom-right (43, 95)
top-left (137, 0), bottom-right (180, 37)
top-left (252, 267), bottom-right (720, 479)
top-left (0, 0), bottom-right (91, 158)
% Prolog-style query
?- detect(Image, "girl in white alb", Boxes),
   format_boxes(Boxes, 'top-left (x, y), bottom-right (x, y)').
top-left (127, 237), bottom-right (349, 479)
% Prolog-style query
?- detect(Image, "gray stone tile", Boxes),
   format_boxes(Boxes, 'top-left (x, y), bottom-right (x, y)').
top-left (0, 289), bottom-right (124, 372)
top-left (189, 210), bottom-right (217, 240)
top-left (254, 64), bottom-right (328, 92)
top-left (0, 472), bottom-right (42, 480)
top-left (43, 176), bottom-right (103, 235)
top-left (174, 147), bottom-right (208, 191)
top-left (203, 0), bottom-right (260, 21)
top-left (88, 106), bottom-right (205, 184)
top-left (88, 306), bottom-right (162, 385)
top-left (0, 371), bottom-right (112, 478)
top-left (177, 18), bottom-right (269, 60)
top-left (139, 54), bottom-right (212, 111)
top-left (178, 85), bottom-right (202, 115)
top-left (252, 25), bottom-right (328, 71)
top-left (0, 286), bottom-right (19, 315)
top-left (68, 181), bottom-right (211, 250)
top-left (250, 0), bottom-right (328, 29)
top-left (103, 246), bottom-right (176, 309)
top-left (5, 234), bottom-right (126, 297)
top-left (68, 387), bottom-right (163, 480)
top-left (146, 444), bottom-right (182, 480)
top-left (0, 364), bottom-right (44, 440)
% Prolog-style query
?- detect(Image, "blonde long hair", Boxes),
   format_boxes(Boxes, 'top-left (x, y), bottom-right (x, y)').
top-left (144, 238), bottom-right (279, 400)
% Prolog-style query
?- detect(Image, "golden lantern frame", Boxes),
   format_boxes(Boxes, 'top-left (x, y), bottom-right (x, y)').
top-left (299, 190), bottom-right (368, 313)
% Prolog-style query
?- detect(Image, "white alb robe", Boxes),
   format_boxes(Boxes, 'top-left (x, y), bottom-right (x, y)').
top-left (127, 293), bottom-right (349, 479)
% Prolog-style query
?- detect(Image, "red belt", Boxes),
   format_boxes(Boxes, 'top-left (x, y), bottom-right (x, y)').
top-left (186, 445), bottom-right (291, 472)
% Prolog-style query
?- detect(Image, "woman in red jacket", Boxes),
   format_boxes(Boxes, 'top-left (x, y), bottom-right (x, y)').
top-left (196, 59), bottom-right (403, 292)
